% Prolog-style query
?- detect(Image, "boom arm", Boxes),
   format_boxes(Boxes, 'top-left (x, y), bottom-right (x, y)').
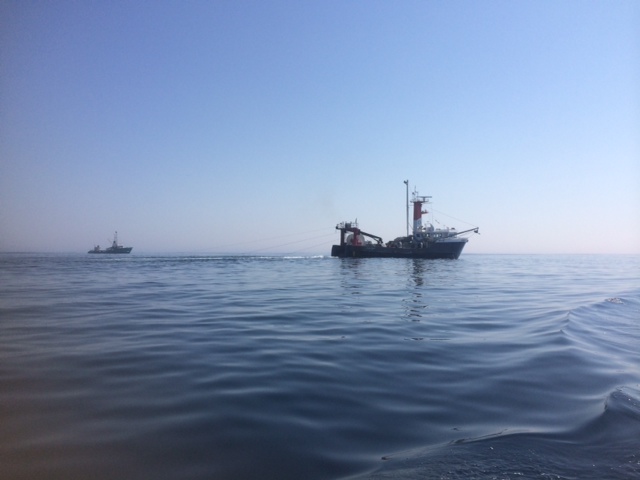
top-left (358, 230), bottom-right (384, 245)
top-left (450, 227), bottom-right (480, 236)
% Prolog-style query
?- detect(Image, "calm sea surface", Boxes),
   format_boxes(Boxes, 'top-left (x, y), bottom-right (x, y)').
top-left (1, 253), bottom-right (639, 479)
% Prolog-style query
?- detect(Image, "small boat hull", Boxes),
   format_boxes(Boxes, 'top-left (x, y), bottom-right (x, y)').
top-left (88, 247), bottom-right (132, 254)
top-left (88, 232), bottom-right (132, 254)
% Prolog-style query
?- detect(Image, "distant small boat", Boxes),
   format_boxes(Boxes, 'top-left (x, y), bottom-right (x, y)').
top-left (88, 231), bottom-right (132, 254)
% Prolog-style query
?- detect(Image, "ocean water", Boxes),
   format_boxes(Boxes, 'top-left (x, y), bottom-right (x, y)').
top-left (0, 253), bottom-right (639, 480)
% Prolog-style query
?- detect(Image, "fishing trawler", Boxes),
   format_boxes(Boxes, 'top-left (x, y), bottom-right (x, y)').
top-left (331, 182), bottom-right (478, 259)
top-left (88, 231), bottom-right (133, 254)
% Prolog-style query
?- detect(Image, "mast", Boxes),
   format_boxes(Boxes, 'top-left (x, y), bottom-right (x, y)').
top-left (404, 180), bottom-right (409, 237)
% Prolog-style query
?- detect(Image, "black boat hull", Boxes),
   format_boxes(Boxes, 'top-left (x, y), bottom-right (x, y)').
top-left (331, 241), bottom-right (466, 259)
top-left (88, 248), bottom-right (132, 254)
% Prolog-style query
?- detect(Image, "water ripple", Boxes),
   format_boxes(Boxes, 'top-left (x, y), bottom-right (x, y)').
top-left (1, 253), bottom-right (639, 479)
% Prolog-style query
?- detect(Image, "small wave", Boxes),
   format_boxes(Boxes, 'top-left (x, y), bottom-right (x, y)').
top-left (355, 385), bottom-right (640, 479)
top-left (604, 386), bottom-right (640, 423)
top-left (561, 294), bottom-right (640, 373)
top-left (606, 297), bottom-right (624, 304)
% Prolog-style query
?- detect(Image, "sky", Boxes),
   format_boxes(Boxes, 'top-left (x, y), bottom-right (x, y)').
top-left (1, 1), bottom-right (638, 255)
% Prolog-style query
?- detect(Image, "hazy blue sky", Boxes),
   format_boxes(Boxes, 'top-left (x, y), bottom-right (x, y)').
top-left (1, 1), bottom-right (638, 254)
